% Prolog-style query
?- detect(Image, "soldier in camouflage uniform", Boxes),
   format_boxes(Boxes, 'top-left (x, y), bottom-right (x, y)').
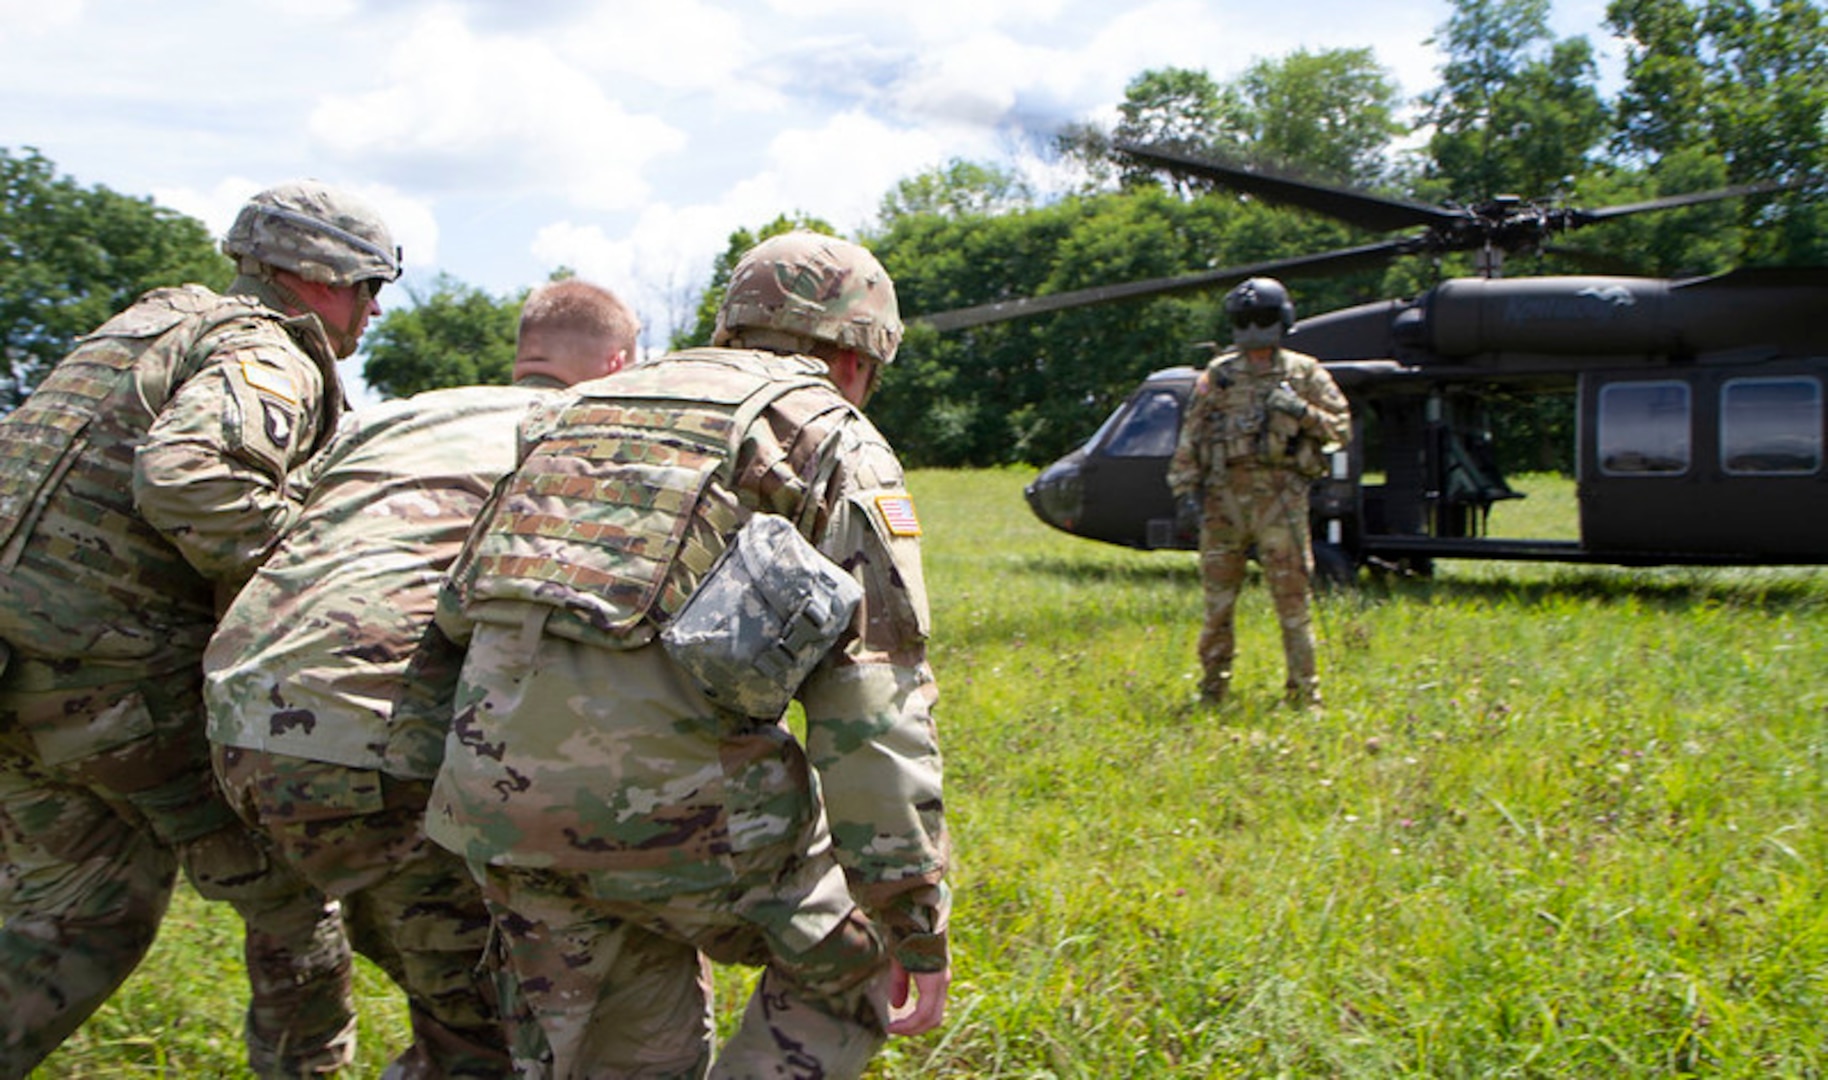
top-left (1167, 277), bottom-right (1351, 708)
top-left (204, 278), bottom-right (639, 1079)
top-left (0, 181), bottom-right (400, 1078)
top-left (423, 232), bottom-right (950, 1079)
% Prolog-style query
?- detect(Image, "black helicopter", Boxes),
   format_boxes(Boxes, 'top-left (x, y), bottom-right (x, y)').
top-left (918, 140), bottom-right (1826, 581)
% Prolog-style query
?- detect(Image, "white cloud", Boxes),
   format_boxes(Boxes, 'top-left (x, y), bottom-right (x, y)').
top-left (765, 0), bottom-right (1066, 40)
top-left (557, 1), bottom-right (774, 107)
top-left (527, 100), bottom-right (951, 347)
top-left (150, 177), bottom-right (266, 239)
top-left (307, 7), bottom-right (687, 210)
top-left (530, 212), bottom-right (723, 349)
top-left (0, 0), bottom-right (83, 37)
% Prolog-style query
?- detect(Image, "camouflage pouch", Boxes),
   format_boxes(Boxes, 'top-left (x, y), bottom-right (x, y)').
top-left (661, 513), bottom-right (862, 720)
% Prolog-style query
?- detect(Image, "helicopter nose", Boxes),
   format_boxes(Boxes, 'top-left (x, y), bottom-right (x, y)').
top-left (1025, 455), bottom-right (1085, 535)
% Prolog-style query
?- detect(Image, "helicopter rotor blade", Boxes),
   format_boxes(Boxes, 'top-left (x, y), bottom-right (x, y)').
top-left (1564, 176), bottom-right (1804, 226)
top-left (915, 238), bottom-right (1413, 332)
top-left (1112, 139), bottom-right (1464, 234)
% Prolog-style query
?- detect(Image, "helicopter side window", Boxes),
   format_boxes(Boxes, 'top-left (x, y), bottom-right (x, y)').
top-left (1597, 381), bottom-right (1690, 476)
top-left (1100, 390), bottom-right (1184, 458)
top-left (1721, 376), bottom-right (1821, 475)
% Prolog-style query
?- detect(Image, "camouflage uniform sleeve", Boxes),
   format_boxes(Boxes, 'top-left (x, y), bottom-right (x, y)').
top-left (133, 319), bottom-right (336, 590)
top-left (797, 430), bottom-right (949, 973)
top-left (1166, 369), bottom-right (1212, 498)
top-left (1295, 358), bottom-right (1352, 452)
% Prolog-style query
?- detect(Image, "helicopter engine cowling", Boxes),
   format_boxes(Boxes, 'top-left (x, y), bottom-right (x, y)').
top-left (1397, 274), bottom-right (1825, 360)
top-left (1408, 277), bottom-right (1679, 357)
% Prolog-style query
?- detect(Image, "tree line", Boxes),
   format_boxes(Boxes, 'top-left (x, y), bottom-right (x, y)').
top-left (5, 0), bottom-right (1823, 470)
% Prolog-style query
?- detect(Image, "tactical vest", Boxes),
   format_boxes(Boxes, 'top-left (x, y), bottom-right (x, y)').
top-left (0, 287), bottom-right (291, 596)
top-left (460, 349), bottom-right (851, 650)
top-left (1201, 351), bottom-right (1327, 478)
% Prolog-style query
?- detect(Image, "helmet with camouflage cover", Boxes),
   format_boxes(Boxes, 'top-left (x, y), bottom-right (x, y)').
top-left (221, 180), bottom-right (402, 287)
top-left (713, 232), bottom-right (902, 365)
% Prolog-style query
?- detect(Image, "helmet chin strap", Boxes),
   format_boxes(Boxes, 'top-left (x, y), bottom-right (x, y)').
top-left (329, 302), bottom-right (365, 360)
top-left (262, 270), bottom-right (361, 358)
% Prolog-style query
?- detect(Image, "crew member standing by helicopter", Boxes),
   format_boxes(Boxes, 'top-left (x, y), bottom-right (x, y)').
top-left (1168, 277), bottom-right (1351, 708)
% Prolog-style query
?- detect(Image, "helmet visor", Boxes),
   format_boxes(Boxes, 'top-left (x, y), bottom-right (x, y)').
top-left (1231, 308), bottom-right (1282, 329)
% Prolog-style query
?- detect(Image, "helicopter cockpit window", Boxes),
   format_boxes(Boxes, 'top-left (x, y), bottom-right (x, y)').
top-left (1598, 381), bottom-right (1690, 476)
top-left (1721, 376), bottom-right (1821, 475)
top-left (1100, 390), bottom-right (1184, 458)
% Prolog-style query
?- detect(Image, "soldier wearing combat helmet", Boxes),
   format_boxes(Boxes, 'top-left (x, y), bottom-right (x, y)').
top-left (203, 278), bottom-right (638, 1078)
top-left (424, 231), bottom-right (949, 1077)
top-left (1167, 277), bottom-right (1351, 707)
top-left (0, 180), bottom-right (398, 1076)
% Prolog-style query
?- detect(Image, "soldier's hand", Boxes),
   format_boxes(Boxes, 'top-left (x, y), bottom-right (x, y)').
top-left (887, 959), bottom-right (951, 1036)
top-left (1266, 382), bottom-right (1307, 417)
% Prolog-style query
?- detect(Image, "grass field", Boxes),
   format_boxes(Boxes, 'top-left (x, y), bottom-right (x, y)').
top-left (34, 469), bottom-right (1828, 1077)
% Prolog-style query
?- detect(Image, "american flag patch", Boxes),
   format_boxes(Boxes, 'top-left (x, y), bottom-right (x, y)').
top-left (875, 493), bottom-right (922, 537)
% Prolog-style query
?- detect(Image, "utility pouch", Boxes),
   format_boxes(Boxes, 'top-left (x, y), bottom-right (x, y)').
top-left (661, 513), bottom-right (862, 720)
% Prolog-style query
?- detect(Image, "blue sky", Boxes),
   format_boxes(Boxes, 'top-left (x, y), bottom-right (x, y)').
top-left (2, 0), bottom-right (1617, 382)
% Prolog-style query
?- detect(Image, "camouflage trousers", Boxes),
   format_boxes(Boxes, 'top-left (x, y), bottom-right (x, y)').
top-left (0, 660), bottom-right (355, 1079)
top-left (1196, 464), bottom-right (1320, 700)
top-left (476, 846), bottom-right (891, 1080)
top-left (214, 747), bottom-right (519, 1079)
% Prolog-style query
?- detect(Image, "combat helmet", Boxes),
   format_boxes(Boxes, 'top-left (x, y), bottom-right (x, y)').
top-left (222, 181), bottom-right (401, 287)
top-left (713, 232), bottom-right (902, 365)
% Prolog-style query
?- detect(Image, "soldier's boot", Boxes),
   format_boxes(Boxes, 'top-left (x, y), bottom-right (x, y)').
top-left (1284, 677), bottom-right (1323, 709)
top-left (1199, 673), bottom-right (1231, 706)
top-left (1281, 620), bottom-right (1321, 709)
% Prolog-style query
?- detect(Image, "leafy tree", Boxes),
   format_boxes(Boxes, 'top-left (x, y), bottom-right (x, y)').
top-left (1, 147), bottom-right (231, 406)
top-left (361, 273), bottom-right (522, 399)
top-left (1607, 0), bottom-right (1828, 263)
top-left (1071, 55), bottom-right (1401, 193)
top-left (877, 159), bottom-right (1031, 225)
top-left (1219, 49), bottom-right (1403, 185)
top-left (1419, 0), bottom-right (1610, 201)
top-left (671, 212), bottom-right (835, 351)
top-left (1108, 67), bottom-right (1228, 191)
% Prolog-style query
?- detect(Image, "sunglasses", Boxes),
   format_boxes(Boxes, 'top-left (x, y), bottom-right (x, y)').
top-left (355, 278), bottom-right (386, 304)
top-left (1231, 308), bottom-right (1282, 329)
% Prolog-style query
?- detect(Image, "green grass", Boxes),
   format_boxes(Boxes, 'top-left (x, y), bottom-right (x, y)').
top-left (35, 469), bottom-right (1828, 1077)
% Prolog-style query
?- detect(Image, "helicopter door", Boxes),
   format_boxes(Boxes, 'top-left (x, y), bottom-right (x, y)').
top-left (1079, 386), bottom-right (1188, 549)
top-left (1580, 372), bottom-right (1827, 559)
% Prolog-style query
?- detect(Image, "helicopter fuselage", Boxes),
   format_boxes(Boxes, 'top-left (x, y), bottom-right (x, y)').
top-left (1023, 268), bottom-right (1828, 576)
